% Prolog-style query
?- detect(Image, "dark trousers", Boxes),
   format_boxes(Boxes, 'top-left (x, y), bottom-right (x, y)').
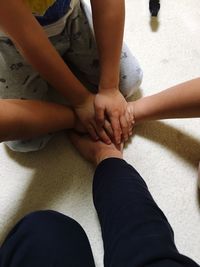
top-left (0, 159), bottom-right (199, 266)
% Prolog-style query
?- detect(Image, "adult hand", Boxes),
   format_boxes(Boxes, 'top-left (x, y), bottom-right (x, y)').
top-left (94, 88), bottom-right (134, 144)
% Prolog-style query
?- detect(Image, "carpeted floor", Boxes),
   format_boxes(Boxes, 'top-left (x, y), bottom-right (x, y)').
top-left (0, 0), bottom-right (200, 265)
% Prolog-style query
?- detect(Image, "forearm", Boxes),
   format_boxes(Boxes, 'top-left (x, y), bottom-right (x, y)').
top-left (90, 0), bottom-right (125, 88)
top-left (0, 0), bottom-right (90, 106)
top-left (0, 100), bottom-right (75, 142)
top-left (16, 33), bottom-right (89, 106)
top-left (133, 78), bottom-right (200, 123)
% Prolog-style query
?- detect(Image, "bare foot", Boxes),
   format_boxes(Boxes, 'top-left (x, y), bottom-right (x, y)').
top-left (69, 131), bottom-right (123, 166)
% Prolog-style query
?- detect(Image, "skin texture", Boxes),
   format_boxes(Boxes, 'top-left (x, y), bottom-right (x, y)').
top-left (69, 131), bottom-right (123, 166)
top-left (128, 78), bottom-right (200, 123)
top-left (0, 99), bottom-right (115, 143)
top-left (0, 100), bottom-right (75, 142)
top-left (91, 0), bottom-right (132, 144)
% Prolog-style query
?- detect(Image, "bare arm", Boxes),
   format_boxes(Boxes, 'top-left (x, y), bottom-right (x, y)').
top-left (130, 78), bottom-right (200, 123)
top-left (0, 100), bottom-right (76, 142)
top-left (91, 0), bottom-right (133, 144)
top-left (0, 0), bottom-right (113, 143)
top-left (90, 0), bottom-right (125, 88)
top-left (0, 0), bottom-right (89, 106)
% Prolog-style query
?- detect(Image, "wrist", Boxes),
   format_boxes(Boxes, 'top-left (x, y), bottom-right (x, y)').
top-left (99, 83), bottom-right (119, 91)
top-left (127, 100), bottom-right (140, 125)
top-left (132, 97), bottom-right (150, 124)
top-left (73, 92), bottom-right (94, 109)
top-left (99, 72), bottom-right (120, 90)
top-left (133, 100), bottom-right (140, 124)
top-left (99, 86), bottom-right (119, 93)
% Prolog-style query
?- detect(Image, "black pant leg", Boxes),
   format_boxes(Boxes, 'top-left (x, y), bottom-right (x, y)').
top-left (93, 158), bottom-right (199, 267)
top-left (0, 210), bottom-right (95, 267)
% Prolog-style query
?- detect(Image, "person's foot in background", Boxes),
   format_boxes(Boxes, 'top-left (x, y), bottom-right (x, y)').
top-left (69, 131), bottom-right (123, 166)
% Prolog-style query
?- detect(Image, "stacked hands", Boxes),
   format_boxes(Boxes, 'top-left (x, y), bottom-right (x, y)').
top-left (74, 87), bottom-right (135, 145)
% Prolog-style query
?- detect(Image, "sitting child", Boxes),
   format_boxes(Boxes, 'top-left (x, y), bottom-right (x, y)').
top-left (0, 0), bottom-right (142, 152)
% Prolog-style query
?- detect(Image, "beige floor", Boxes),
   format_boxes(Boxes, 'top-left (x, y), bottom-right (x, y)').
top-left (0, 0), bottom-right (200, 266)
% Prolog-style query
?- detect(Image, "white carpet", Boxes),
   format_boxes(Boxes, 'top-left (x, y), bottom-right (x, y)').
top-left (0, 0), bottom-right (200, 265)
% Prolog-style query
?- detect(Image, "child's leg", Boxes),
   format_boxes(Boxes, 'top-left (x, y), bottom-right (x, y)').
top-left (63, 1), bottom-right (143, 98)
top-left (0, 36), bottom-right (70, 152)
top-left (119, 43), bottom-right (143, 98)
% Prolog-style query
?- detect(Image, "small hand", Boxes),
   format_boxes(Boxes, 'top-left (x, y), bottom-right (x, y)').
top-left (126, 101), bottom-right (136, 125)
top-left (94, 88), bottom-right (134, 144)
top-left (74, 94), bottom-right (112, 144)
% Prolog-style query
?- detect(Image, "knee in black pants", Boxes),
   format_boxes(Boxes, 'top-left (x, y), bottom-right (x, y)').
top-left (0, 210), bottom-right (95, 267)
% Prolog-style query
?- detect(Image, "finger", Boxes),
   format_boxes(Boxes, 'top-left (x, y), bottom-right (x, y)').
top-left (99, 128), bottom-right (112, 145)
top-left (120, 115), bottom-right (129, 142)
top-left (129, 107), bottom-right (135, 124)
top-left (92, 121), bottom-right (111, 145)
top-left (110, 115), bottom-right (122, 145)
top-left (95, 106), bottom-right (105, 126)
top-left (125, 111), bottom-right (133, 136)
top-left (115, 141), bottom-right (124, 152)
top-left (104, 120), bottom-right (114, 138)
top-left (87, 123), bottom-right (99, 141)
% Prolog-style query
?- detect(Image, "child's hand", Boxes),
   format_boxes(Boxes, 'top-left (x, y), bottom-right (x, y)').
top-left (126, 101), bottom-right (136, 131)
top-left (94, 88), bottom-right (134, 144)
top-left (74, 94), bottom-right (112, 144)
top-left (74, 115), bottom-right (114, 141)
